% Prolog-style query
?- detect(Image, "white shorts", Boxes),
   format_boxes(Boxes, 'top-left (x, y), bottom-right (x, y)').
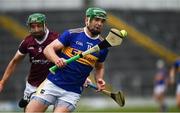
top-left (24, 82), bottom-right (37, 101)
top-left (34, 79), bottom-right (81, 108)
top-left (176, 84), bottom-right (180, 95)
top-left (154, 84), bottom-right (166, 95)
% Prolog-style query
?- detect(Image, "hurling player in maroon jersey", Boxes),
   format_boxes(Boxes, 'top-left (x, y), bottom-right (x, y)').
top-left (0, 13), bottom-right (59, 110)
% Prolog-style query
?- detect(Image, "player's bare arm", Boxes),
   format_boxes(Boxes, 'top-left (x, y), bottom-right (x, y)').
top-left (0, 51), bottom-right (25, 92)
top-left (44, 39), bottom-right (66, 68)
top-left (94, 62), bottom-right (106, 91)
top-left (169, 67), bottom-right (176, 84)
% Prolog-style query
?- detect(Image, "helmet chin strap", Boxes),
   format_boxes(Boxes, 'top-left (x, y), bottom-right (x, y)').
top-left (43, 24), bottom-right (46, 33)
top-left (86, 18), bottom-right (92, 35)
top-left (29, 23), bottom-right (46, 33)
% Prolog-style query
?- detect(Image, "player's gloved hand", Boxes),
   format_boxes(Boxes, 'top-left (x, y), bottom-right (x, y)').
top-left (83, 78), bottom-right (92, 88)
top-left (96, 78), bottom-right (106, 91)
top-left (55, 58), bottom-right (66, 68)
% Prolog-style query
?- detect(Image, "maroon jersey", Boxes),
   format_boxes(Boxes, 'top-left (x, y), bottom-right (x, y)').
top-left (18, 30), bottom-right (59, 87)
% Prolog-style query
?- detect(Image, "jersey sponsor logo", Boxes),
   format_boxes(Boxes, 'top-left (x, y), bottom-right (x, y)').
top-left (76, 41), bottom-right (83, 46)
top-left (31, 57), bottom-right (50, 64)
top-left (62, 47), bottom-right (98, 66)
top-left (78, 54), bottom-right (98, 67)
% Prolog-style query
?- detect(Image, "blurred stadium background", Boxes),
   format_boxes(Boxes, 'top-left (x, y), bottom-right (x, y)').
top-left (0, 0), bottom-right (180, 112)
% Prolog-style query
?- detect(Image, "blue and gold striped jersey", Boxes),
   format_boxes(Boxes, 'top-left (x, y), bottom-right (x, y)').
top-left (48, 27), bottom-right (108, 94)
top-left (173, 59), bottom-right (180, 83)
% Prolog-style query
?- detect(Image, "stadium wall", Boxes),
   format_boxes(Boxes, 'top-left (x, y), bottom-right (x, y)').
top-left (0, 0), bottom-right (180, 11)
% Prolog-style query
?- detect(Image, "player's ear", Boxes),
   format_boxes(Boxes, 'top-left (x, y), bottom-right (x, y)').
top-left (85, 17), bottom-right (89, 26)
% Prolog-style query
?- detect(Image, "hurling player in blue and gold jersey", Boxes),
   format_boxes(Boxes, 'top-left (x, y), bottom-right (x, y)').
top-left (169, 58), bottom-right (180, 110)
top-left (26, 7), bottom-right (109, 113)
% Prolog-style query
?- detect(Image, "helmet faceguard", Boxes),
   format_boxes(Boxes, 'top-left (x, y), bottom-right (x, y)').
top-left (26, 13), bottom-right (47, 39)
top-left (27, 13), bottom-right (46, 32)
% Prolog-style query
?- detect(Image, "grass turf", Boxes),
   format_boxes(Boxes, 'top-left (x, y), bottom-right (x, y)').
top-left (75, 106), bottom-right (180, 112)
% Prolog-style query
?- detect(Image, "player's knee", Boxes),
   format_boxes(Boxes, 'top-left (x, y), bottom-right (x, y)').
top-left (18, 98), bottom-right (29, 108)
top-left (176, 96), bottom-right (180, 107)
top-left (24, 100), bottom-right (36, 112)
top-left (177, 101), bottom-right (180, 108)
top-left (25, 104), bottom-right (31, 113)
top-left (55, 100), bottom-right (75, 112)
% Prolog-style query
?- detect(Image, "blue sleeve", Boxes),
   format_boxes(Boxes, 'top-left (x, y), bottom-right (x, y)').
top-left (98, 48), bottom-right (109, 62)
top-left (174, 61), bottom-right (180, 68)
top-left (58, 30), bottom-right (71, 46)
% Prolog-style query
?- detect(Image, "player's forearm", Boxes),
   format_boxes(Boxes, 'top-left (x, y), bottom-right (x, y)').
top-left (94, 67), bottom-right (104, 82)
top-left (170, 68), bottom-right (175, 79)
top-left (44, 45), bottom-right (59, 64)
top-left (94, 65), bottom-right (106, 91)
top-left (94, 75), bottom-right (104, 84)
top-left (1, 52), bottom-right (24, 85)
top-left (1, 60), bottom-right (17, 85)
